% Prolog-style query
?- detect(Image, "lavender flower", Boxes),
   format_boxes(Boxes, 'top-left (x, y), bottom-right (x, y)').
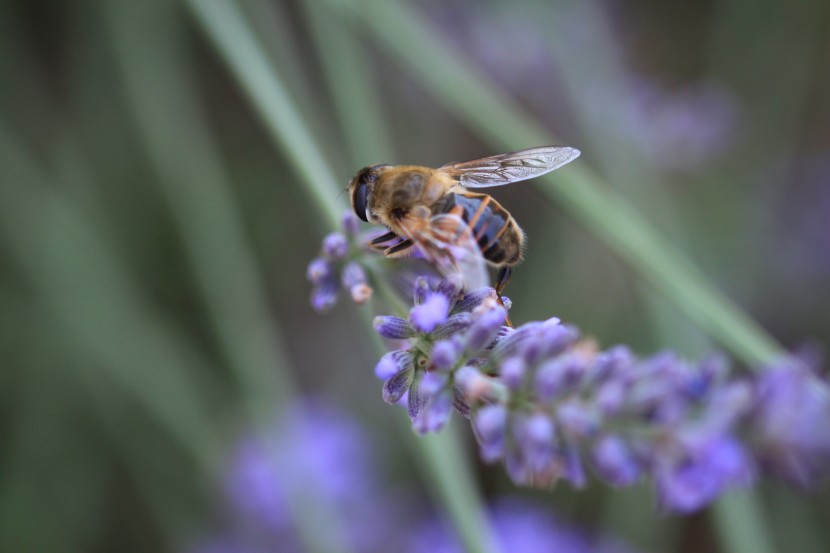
top-left (371, 281), bottom-right (830, 511)
top-left (190, 399), bottom-right (405, 553)
top-left (308, 213), bottom-right (830, 513)
top-left (373, 277), bottom-right (509, 434)
top-left (306, 212), bottom-right (385, 311)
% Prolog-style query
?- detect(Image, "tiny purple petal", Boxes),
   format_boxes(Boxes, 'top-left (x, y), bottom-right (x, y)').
top-left (374, 316), bottom-right (416, 339)
top-left (431, 340), bottom-right (461, 370)
top-left (322, 232), bottom-right (349, 259)
top-left (410, 293), bottom-right (450, 333)
top-left (420, 370), bottom-right (448, 397)
top-left (375, 350), bottom-right (413, 380)
top-left (413, 390), bottom-right (454, 434)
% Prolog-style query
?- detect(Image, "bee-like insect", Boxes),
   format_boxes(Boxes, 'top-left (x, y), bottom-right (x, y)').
top-left (348, 146), bottom-right (581, 294)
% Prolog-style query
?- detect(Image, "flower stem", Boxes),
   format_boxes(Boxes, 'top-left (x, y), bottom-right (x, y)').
top-left (181, 2), bottom-right (500, 552)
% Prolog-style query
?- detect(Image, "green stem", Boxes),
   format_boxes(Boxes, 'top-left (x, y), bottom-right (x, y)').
top-left (181, 2), bottom-right (499, 552)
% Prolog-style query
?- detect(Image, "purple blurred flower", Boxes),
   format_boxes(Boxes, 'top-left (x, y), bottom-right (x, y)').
top-left (407, 498), bottom-right (641, 553)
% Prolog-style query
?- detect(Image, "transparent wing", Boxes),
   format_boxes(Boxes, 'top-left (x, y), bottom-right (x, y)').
top-left (398, 213), bottom-right (489, 292)
top-left (439, 146), bottom-right (580, 188)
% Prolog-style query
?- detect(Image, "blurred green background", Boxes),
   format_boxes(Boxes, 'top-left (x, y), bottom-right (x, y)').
top-left (1, 0), bottom-right (829, 552)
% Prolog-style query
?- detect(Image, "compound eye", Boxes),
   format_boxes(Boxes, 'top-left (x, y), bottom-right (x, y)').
top-left (352, 180), bottom-right (369, 222)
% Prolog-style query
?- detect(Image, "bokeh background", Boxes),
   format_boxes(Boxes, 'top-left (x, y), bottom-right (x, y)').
top-left (2, 0), bottom-right (829, 552)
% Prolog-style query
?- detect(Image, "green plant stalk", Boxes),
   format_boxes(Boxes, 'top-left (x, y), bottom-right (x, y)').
top-left (0, 123), bottom-right (222, 465)
top-left (181, 2), bottom-right (499, 553)
top-left (300, 7), bottom-right (501, 547)
top-left (326, 0), bottom-right (782, 368)
top-left (105, 2), bottom-right (352, 551)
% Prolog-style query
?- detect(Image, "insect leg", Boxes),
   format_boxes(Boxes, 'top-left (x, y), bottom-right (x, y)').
top-left (371, 230), bottom-right (399, 245)
top-left (495, 266), bottom-right (513, 296)
top-left (385, 238), bottom-right (415, 258)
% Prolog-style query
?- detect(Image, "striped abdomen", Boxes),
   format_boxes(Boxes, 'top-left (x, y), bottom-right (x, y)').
top-left (436, 192), bottom-right (523, 266)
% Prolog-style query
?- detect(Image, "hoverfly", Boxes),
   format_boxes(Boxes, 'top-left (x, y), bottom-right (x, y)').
top-left (348, 146), bottom-right (580, 294)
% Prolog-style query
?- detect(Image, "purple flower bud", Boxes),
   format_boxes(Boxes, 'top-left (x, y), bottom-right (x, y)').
top-left (490, 321), bottom-right (545, 361)
top-left (306, 257), bottom-right (333, 285)
top-left (407, 374), bottom-right (427, 422)
top-left (374, 316), bottom-right (416, 339)
top-left (595, 379), bottom-right (626, 415)
top-left (453, 288), bottom-right (498, 313)
top-left (382, 368), bottom-right (414, 404)
top-left (436, 274), bottom-right (463, 299)
top-left (375, 350), bottom-right (413, 380)
top-left (453, 387), bottom-right (471, 418)
top-left (500, 296), bottom-right (512, 310)
top-left (413, 390), bottom-right (453, 434)
top-left (310, 281), bottom-right (338, 312)
top-left (409, 292), bottom-right (450, 333)
top-left (563, 444), bottom-right (587, 489)
top-left (556, 399), bottom-right (599, 439)
top-left (412, 277), bottom-right (430, 305)
top-left (341, 261), bottom-right (367, 289)
top-left (322, 232), bottom-right (349, 259)
top-left (501, 356), bottom-right (526, 391)
top-left (592, 345), bottom-right (635, 382)
top-left (431, 340), bottom-right (461, 371)
top-left (539, 324), bottom-right (580, 359)
top-left (342, 262), bottom-right (372, 304)
top-left (591, 434), bottom-right (640, 487)
top-left (341, 211), bottom-right (360, 236)
top-left (486, 325), bottom-right (513, 350)
top-left (455, 366), bottom-right (497, 401)
top-left (465, 306), bottom-right (507, 353)
top-left (535, 353), bottom-right (585, 402)
top-left (432, 313), bottom-right (474, 340)
top-left (474, 404), bottom-right (508, 462)
top-left (514, 413), bottom-right (557, 473)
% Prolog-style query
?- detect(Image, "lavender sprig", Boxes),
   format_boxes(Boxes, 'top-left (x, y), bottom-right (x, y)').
top-left (307, 212), bottom-right (830, 514)
top-left (307, 212), bottom-right (389, 311)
